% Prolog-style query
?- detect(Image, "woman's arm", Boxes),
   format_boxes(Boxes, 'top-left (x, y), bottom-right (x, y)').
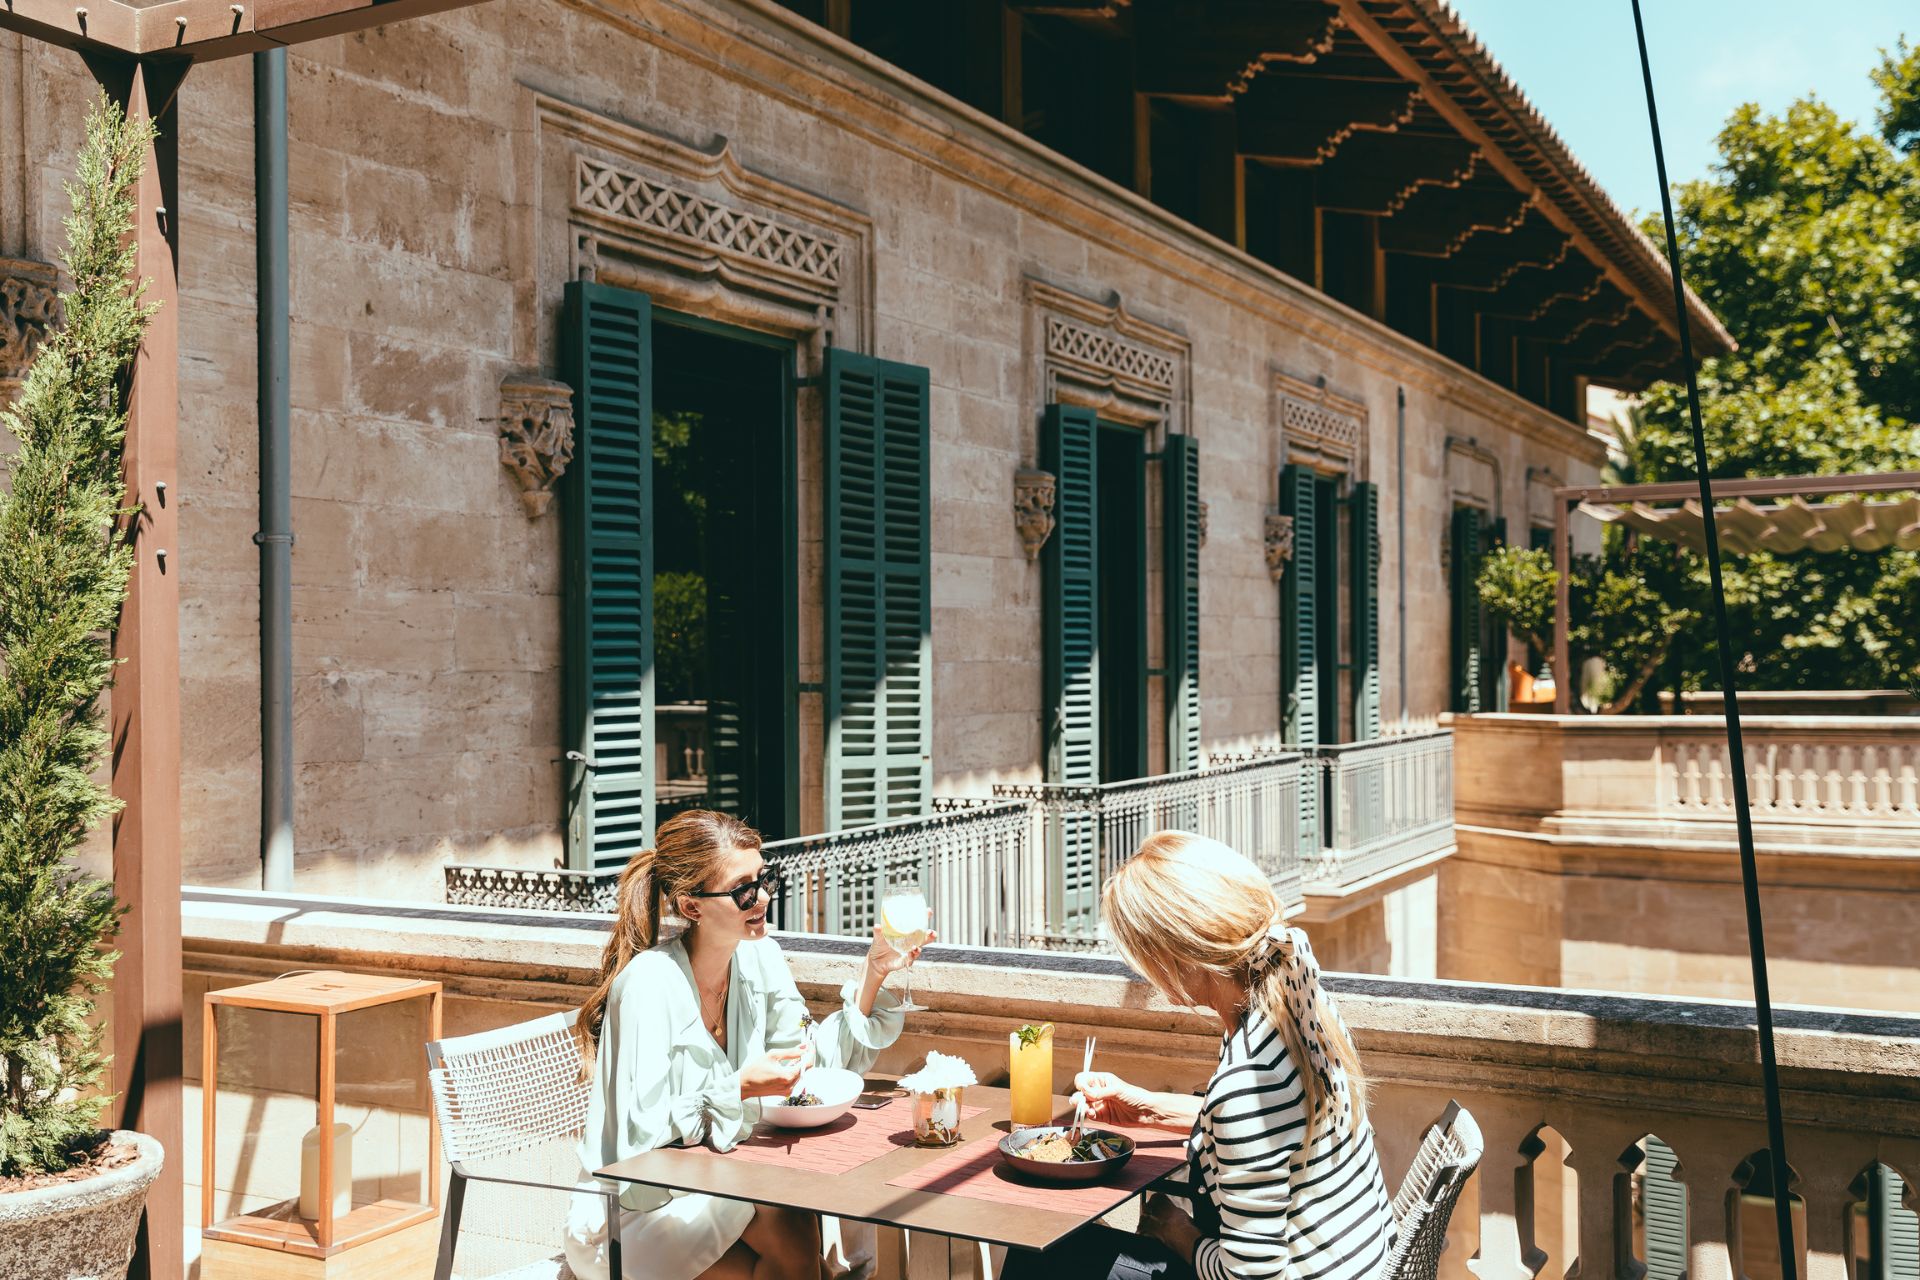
top-left (1187, 1057), bottom-right (1309, 1280)
top-left (598, 962), bottom-right (753, 1175)
top-left (1075, 1073), bottom-right (1201, 1131)
top-left (761, 940), bottom-right (905, 1074)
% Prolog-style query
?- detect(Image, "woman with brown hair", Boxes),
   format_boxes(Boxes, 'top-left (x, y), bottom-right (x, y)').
top-left (563, 810), bottom-right (930, 1280)
top-left (1005, 832), bottom-right (1395, 1280)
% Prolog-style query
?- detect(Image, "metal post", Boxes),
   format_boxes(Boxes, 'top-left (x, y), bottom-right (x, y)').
top-left (254, 48), bottom-right (294, 892)
top-left (1552, 495), bottom-right (1570, 714)
top-left (90, 53), bottom-right (189, 1280)
top-left (1395, 386), bottom-right (1407, 721)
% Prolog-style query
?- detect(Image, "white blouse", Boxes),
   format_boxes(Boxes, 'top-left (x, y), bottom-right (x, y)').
top-left (578, 934), bottom-right (905, 1214)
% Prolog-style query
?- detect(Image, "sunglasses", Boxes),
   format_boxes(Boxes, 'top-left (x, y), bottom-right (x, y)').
top-left (688, 867), bottom-right (783, 912)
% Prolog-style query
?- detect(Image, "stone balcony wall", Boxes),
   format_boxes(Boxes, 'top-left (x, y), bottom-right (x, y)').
top-left (183, 888), bottom-right (1920, 1280)
top-left (1443, 713), bottom-right (1920, 1010)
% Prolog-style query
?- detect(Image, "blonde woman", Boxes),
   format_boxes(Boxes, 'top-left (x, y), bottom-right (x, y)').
top-left (564, 810), bottom-right (931, 1280)
top-left (1006, 832), bottom-right (1395, 1280)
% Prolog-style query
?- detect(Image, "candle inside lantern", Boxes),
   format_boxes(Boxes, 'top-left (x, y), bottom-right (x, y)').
top-left (298, 1121), bottom-right (353, 1221)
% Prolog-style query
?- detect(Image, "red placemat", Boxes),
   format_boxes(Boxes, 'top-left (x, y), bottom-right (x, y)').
top-left (721, 1100), bottom-right (985, 1176)
top-left (884, 1123), bottom-right (1189, 1215)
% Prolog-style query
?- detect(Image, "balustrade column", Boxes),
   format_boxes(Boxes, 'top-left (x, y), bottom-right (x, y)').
top-left (1674, 1126), bottom-right (1738, 1280)
top-left (1565, 1121), bottom-right (1647, 1280)
top-left (1467, 1103), bottom-right (1554, 1280)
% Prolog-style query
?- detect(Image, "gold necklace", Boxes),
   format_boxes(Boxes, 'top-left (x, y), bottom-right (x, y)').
top-left (699, 972), bottom-right (730, 1040)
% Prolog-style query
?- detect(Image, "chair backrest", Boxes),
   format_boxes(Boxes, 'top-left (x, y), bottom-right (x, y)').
top-left (1385, 1101), bottom-right (1484, 1280)
top-left (426, 1010), bottom-right (592, 1169)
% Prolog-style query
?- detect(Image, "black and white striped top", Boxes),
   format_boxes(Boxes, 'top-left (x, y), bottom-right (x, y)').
top-left (1185, 1006), bottom-right (1397, 1280)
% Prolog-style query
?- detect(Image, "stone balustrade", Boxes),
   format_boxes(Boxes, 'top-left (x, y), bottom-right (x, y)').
top-left (182, 887), bottom-right (1920, 1280)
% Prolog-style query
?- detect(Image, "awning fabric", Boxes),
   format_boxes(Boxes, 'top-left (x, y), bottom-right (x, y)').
top-left (1580, 494), bottom-right (1920, 556)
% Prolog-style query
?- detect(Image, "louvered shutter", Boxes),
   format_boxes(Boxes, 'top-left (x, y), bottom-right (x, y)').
top-left (1881, 1164), bottom-right (1920, 1280)
top-left (1165, 434), bottom-right (1202, 772)
top-left (1641, 1137), bottom-right (1687, 1280)
top-left (1350, 481), bottom-right (1381, 739)
top-left (1281, 464), bottom-right (1319, 852)
top-left (824, 349), bottom-right (932, 834)
top-left (1450, 505), bottom-right (1484, 714)
top-left (1044, 404), bottom-right (1100, 933)
top-left (561, 281), bottom-right (654, 873)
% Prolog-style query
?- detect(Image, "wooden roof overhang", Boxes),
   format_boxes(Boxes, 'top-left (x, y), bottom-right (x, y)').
top-left (1012, 0), bottom-right (1735, 389)
top-left (0, 4), bottom-right (493, 1278)
top-left (1546, 473), bottom-right (1920, 712)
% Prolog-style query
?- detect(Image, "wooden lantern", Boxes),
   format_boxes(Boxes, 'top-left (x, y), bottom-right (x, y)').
top-left (200, 971), bottom-right (443, 1279)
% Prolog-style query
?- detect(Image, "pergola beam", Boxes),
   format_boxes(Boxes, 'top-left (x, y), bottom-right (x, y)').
top-left (0, 0), bottom-right (483, 60)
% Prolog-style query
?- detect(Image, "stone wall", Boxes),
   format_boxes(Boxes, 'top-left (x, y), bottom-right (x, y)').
top-left (1, 0), bottom-right (1602, 899)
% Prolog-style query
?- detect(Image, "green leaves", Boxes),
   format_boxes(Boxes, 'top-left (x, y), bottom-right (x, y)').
top-left (0, 95), bottom-right (154, 1177)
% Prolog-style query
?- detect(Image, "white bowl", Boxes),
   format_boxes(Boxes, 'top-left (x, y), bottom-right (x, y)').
top-left (759, 1067), bottom-right (863, 1129)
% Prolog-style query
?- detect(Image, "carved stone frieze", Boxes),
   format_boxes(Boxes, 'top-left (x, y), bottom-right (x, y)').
top-left (1014, 467), bottom-right (1057, 561)
top-left (1, 258), bottom-right (62, 398)
top-left (1275, 369), bottom-right (1367, 478)
top-left (498, 375), bottom-right (577, 518)
top-left (1264, 513), bottom-right (1295, 580)
top-left (1026, 279), bottom-right (1190, 434)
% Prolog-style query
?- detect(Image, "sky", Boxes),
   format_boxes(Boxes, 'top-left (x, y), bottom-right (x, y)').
top-left (1445, 1), bottom-right (1915, 219)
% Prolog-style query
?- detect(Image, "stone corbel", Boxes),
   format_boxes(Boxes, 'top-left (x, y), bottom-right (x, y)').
top-left (1, 258), bottom-right (63, 400)
top-left (1014, 467), bottom-right (1056, 561)
top-left (498, 375), bottom-right (577, 518)
top-left (1264, 513), bottom-right (1295, 581)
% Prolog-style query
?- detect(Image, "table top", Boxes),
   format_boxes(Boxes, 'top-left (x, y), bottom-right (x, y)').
top-left (597, 1084), bottom-right (1174, 1252)
top-left (205, 970), bottom-right (441, 1015)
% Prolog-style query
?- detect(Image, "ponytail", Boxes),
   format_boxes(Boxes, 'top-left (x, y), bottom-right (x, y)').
top-left (575, 847), bottom-right (659, 1063)
top-left (1248, 957), bottom-right (1367, 1148)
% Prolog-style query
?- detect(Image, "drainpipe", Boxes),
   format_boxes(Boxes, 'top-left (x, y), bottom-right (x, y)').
top-left (1396, 386), bottom-right (1407, 723)
top-left (255, 49), bottom-right (294, 893)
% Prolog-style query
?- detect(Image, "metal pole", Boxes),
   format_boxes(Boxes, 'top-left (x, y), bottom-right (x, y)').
top-left (1552, 497), bottom-right (1570, 714)
top-left (255, 48), bottom-right (294, 893)
top-left (1395, 386), bottom-right (1407, 721)
top-left (1630, 8), bottom-right (1796, 1278)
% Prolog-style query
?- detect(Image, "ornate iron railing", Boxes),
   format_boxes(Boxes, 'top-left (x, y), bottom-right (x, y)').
top-left (444, 864), bottom-right (617, 913)
top-left (991, 755), bottom-right (1306, 950)
top-left (1309, 729), bottom-right (1454, 890)
top-left (759, 801), bottom-right (1034, 948)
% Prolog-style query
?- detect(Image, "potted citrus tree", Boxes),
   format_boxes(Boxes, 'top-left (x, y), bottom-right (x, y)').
top-left (0, 95), bottom-right (166, 1280)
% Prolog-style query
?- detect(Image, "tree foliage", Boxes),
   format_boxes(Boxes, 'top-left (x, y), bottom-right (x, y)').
top-left (1621, 44), bottom-right (1920, 697)
top-left (0, 97), bottom-right (154, 1176)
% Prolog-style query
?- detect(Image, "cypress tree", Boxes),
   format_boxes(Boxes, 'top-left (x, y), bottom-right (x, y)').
top-left (0, 95), bottom-right (157, 1177)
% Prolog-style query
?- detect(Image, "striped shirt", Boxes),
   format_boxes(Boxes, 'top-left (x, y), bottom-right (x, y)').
top-left (1185, 1007), bottom-right (1397, 1280)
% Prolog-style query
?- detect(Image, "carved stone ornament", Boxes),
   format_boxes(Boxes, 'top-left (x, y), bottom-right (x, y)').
top-left (1198, 499), bottom-right (1210, 549)
top-left (1264, 513), bottom-right (1296, 581)
top-left (498, 375), bottom-right (577, 518)
top-left (1, 258), bottom-right (63, 397)
top-left (1014, 467), bottom-right (1057, 561)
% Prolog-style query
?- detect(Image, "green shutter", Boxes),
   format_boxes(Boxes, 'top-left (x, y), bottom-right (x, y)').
top-left (1350, 481), bottom-right (1381, 739)
top-left (561, 282), bottom-right (654, 873)
top-left (1880, 1164), bottom-right (1920, 1280)
top-left (1281, 464), bottom-right (1319, 854)
top-left (1450, 505), bottom-right (1484, 714)
top-left (1641, 1137), bottom-right (1687, 1280)
top-left (1165, 434), bottom-right (1202, 773)
top-left (1485, 517), bottom-right (1509, 712)
top-left (1044, 405), bottom-right (1100, 933)
top-left (823, 348), bottom-right (932, 832)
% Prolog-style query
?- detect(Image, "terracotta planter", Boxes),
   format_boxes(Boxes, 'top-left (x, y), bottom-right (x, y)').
top-left (0, 1131), bottom-right (164, 1280)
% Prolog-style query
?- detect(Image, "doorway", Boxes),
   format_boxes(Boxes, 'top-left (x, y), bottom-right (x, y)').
top-left (649, 315), bottom-right (797, 839)
top-left (1097, 424), bottom-right (1147, 782)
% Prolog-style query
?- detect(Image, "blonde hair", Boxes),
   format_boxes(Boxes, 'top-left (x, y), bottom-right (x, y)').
top-left (1103, 831), bottom-right (1367, 1144)
top-left (575, 809), bottom-right (763, 1060)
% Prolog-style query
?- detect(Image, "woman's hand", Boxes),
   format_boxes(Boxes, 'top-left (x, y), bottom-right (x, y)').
top-left (1137, 1193), bottom-right (1200, 1262)
top-left (739, 1049), bottom-right (807, 1099)
top-left (1073, 1072), bottom-right (1193, 1129)
top-left (865, 923), bottom-right (938, 977)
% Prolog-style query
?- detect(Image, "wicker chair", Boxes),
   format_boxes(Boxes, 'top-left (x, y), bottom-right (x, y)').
top-left (1383, 1102), bottom-right (1483, 1280)
top-left (426, 1010), bottom-right (619, 1280)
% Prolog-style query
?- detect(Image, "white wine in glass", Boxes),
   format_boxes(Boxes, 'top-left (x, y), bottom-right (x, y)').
top-left (878, 878), bottom-right (931, 1012)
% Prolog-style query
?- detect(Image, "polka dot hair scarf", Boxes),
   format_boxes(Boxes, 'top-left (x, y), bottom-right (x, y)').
top-left (1251, 921), bottom-right (1353, 1134)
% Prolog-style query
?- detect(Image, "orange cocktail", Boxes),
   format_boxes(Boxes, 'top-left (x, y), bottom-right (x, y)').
top-left (1009, 1023), bottom-right (1054, 1128)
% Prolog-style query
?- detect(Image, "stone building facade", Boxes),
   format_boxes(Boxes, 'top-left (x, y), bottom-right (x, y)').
top-left (1, 0), bottom-right (1709, 907)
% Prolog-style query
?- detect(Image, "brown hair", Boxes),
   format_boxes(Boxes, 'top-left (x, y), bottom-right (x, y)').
top-left (1102, 831), bottom-right (1367, 1145)
top-left (574, 809), bottom-right (763, 1061)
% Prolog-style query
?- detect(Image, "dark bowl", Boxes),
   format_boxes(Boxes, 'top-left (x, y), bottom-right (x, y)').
top-left (998, 1126), bottom-right (1135, 1184)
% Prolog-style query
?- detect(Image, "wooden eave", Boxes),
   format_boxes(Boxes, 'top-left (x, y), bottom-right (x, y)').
top-left (0, 0), bottom-right (486, 61)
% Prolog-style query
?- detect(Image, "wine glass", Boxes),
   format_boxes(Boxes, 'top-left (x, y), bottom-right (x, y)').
top-left (877, 874), bottom-right (932, 1012)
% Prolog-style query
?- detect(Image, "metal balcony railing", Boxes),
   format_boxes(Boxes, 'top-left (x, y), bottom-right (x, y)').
top-left (991, 755), bottom-right (1306, 951)
top-left (1309, 729), bottom-right (1455, 889)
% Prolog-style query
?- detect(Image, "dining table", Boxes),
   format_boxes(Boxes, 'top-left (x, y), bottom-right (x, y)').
top-left (595, 1082), bottom-right (1191, 1280)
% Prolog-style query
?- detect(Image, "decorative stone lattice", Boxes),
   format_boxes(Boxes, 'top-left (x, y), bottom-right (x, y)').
top-left (576, 155), bottom-right (844, 286)
top-left (1275, 370), bottom-right (1367, 477)
top-left (1014, 467), bottom-right (1057, 560)
top-left (498, 375), bottom-right (576, 518)
top-left (1045, 316), bottom-right (1176, 391)
top-left (1265, 513), bottom-right (1296, 580)
top-left (0, 259), bottom-right (62, 397)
